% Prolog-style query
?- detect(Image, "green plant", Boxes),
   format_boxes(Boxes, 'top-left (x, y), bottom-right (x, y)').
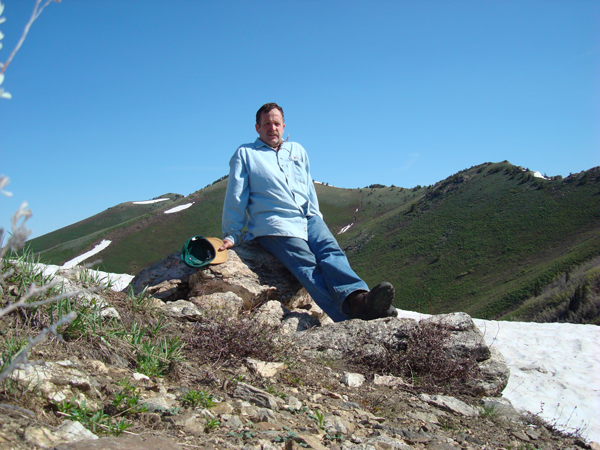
top-left (111, 418), bottom-right (132, 436)
top-left (439, 417), bottom-right (456, 431)
top-left (0, 336), bottom-right (27, 374)
top-left (309, 409), bottom-right (324, 429)
top-left (274, 431), bottom-right (298, 443)
top-left (204, 416), bottom-right (220, 432)
top-left (324, 432), bottom-right (343, 442)
top-left (481, 404), bottom-right (499, 419)
top-left (227, 430), bottom-right (257, 440)
top-left (54, 398), bottom-right (129, 436)
top-left (136, 336), bottom-right (184, 377)
top-left (49, 297), bottom-right (108, 341)
top-left (126, 286), bottom-right (152, 312)
top-left (112, 379), bottom-right (148, 415)
top-left (179, 389), bottom-right (215, 409)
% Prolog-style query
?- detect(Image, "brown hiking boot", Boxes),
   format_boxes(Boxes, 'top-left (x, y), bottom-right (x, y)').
top-left (346, 282), bottom-right (395, 320)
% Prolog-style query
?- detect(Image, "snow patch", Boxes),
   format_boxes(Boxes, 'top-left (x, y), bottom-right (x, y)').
top-left (61, 240), bottom-right (112, 269)
top-left (132, 198), bottom-right (170, 205)
top-left (338, 223), bottom-right (354, 235)
top-left (533, 171), bottom-right (547, 179)
top-left (396, 309), bottom-right (600, 442)
top-left (164, 203), bottom-right (194, 214)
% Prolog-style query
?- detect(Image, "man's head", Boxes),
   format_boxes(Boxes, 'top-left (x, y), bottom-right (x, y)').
top-left (255, 103), bottom-right (285, 150)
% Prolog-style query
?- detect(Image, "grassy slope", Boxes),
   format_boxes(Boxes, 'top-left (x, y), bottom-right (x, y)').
top-left (26, 163), bottom-right (600, 320)
top-left (27, 195), bottom-right (183, 256)
top-left (96, 182), bottom-right (227, 274)
top-left (337, 162), bottom-right (600, 319)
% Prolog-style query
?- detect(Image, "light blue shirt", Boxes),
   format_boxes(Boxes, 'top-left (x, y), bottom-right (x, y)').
top-left (222, 138), bottom-right (323, 245)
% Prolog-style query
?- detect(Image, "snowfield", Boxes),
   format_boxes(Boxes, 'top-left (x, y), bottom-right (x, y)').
top-left (164, 203), bottom-right (194, 214)
top-left (132, 198), bottom-right (170, 204)
top-left (61, 240), bottom-right (112, 269)
top-left (398, 309), bottom-right (599, 443)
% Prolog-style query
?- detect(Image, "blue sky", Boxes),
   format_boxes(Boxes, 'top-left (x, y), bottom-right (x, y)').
top-left (1, 0), bottom-right (598, 240)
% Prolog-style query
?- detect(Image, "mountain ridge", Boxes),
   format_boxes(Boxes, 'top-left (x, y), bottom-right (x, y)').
top-left (25, 161), bottom-right (600, 323)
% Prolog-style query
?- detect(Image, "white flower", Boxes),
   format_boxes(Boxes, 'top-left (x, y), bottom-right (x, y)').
top-left (0, 73), bottom-right (11, 99)
top-left (0, 175), bottom-right (12, 197)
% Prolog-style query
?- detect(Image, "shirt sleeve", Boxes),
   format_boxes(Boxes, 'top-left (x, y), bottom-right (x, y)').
top-left (303, 147), bottom-right (323, 218)
top-left (222, 148), bottom-right (250, 246)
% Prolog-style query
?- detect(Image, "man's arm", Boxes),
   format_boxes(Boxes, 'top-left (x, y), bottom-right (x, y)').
top-left (221, 148), bottom-right (250, 248)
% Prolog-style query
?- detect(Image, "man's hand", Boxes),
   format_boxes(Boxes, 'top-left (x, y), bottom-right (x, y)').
top-left (219, 239), bottom-right (234, 251)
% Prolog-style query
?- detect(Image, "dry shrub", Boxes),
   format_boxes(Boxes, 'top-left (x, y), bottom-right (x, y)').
top-left (183, 313), bottom-right (288, 365)
top-left (355, 322), bottom-right (479, 391)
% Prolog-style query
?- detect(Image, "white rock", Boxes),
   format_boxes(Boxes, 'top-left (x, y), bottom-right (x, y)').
top-left (245, 358), bottom-right (286, 378)
top-left (419, 393), bottom-right (480, 417)
top-left (133, 372), bottom-right (150, 381)
top-left (54, 420), bottom-right (98, 442)
top-left (341, 372), bottom-right (365, 387)
top-left (373, 374), bottom-right (411, 387)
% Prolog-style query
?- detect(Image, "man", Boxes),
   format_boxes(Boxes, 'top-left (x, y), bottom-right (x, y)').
top-left (220, 103), bottom-right (396, 322)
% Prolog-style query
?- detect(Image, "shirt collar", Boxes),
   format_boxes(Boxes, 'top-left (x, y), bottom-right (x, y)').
top-left (255, 138), bottom-right (288, 153)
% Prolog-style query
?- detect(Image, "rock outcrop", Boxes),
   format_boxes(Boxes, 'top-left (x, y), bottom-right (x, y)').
top-left (127, 243), bottom-right (509, 396)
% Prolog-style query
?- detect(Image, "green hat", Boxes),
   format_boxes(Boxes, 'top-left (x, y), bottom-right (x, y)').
top-left (181, 236), bottom-right (228, 268)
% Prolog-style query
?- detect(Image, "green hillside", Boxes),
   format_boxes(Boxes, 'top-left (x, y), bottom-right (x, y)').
top-left (336, 162), bottom-right (600, 320)
top-left (26, 162), bottom-right (600, 322)
top-left (26, 194), bottom-right (184, 256)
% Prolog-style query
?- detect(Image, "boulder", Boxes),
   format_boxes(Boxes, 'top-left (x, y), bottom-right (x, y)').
top-left (126, 252), bottom-right (196, 299)
top-left (125, 244), bottom-right (510, 397)
top-left (293, 314), bottom-right (510, 395)
top-left (127, 244), bottom-right (306, 311)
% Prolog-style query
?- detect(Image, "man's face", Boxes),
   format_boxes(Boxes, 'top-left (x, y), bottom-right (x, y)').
top-left (256, 109), bottom-right (285, 150)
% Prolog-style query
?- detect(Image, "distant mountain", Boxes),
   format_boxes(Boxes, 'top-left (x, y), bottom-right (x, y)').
top-left (26, 162), bottom-right (600, 323)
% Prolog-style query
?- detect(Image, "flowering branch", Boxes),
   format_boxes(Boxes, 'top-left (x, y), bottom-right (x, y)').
top-left (0, 0), bottom-right (60, 99)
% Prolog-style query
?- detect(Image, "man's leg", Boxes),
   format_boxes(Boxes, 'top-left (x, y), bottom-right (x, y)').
top-left (304, 215), bottom-right (369, 314)
top-left (306, 215), bottom-right (397, 320)
top-left (256, 235), bottom-right (353, 322)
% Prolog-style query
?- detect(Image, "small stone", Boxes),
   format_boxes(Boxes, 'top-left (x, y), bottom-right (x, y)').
top-left (246, 358), bottom-right (286, 378)
top-left (255, 421), bottom-right (283, 431)
top-left (211, 402), bottom-right (234, 414)
top-left (54, 420), bottom-right (98, 443)
top-left (286, 394), bottom-right (303, 409)
top-left (341, 372), bottom-right (365, 387)
top-left (234, 382), bottom-right (279, 410)
top-left (23, 426), bottom-right (61, 449)
top-left (525, 427), bottom-right (541, 440)
top-left (373, 374), bottom-right (411, 387)
top-left (512, 430), bottom-right (531, 442)
top-left (295, 434), bottom-right (329, 450)
top-left (132, 372), bottom-right (150, 381)
top-left (101, 307), bottom-right (120, 319)
top-left (418, 393), bottom-right (479, 417)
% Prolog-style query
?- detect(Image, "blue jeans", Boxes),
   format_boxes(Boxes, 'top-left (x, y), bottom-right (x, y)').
top-left (256, 215), bottom-right (368, 322)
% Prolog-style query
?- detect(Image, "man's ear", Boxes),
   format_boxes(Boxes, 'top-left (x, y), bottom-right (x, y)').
top-left (255, 123), bottom-right (260, 134)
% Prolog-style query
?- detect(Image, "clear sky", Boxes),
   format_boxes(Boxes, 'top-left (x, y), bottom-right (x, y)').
top-left (1, 0), bottom-right (598, 240)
